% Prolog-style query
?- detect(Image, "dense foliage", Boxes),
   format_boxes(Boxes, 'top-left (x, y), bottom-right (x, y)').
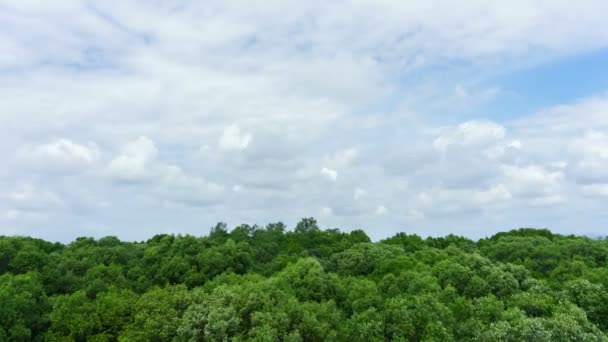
top-left (2, 218), bottom-right (608, 341)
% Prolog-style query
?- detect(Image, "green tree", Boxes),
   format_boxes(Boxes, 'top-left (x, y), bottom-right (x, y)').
top-left (0, 273), bottom-right (50, 341)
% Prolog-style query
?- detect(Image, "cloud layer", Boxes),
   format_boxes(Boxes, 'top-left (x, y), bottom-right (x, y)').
top-left (1, 1), bottom-right (608, 241)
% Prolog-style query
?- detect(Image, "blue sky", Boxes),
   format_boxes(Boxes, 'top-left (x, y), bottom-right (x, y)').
top-left (1, 1), bottom-right (608, 242)
top-left (491, 48), bottom-right (608, 119)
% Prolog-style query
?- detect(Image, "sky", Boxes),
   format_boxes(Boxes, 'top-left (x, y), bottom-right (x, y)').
top-left (1, 0), bottom-right (608, 242)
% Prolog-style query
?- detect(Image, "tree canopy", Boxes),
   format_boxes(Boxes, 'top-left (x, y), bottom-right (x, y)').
top-left (1, 219), bottom-right (607, 341)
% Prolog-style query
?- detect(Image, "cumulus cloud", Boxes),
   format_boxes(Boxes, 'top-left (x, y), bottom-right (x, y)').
top-left (7, 184), bottom-right (64, 212)
top-left (530, 195), bottom-right (566, 207)
top-left (472, 184), bottom-right (512, 206)
top-left (320, 207), bottom-right (333, 216)
top-left (105, 136), bottom-right (225, 206)
top-left (108, 136), bottom-right (158, 182)
top-left (330, 148), bottom-right (359, 167)
top-left (510, 95), bottom-right (608, 136)
top-left (501, 165), bottom-right (564, 200)
top-left (354, 188), bottom-right (366, 200)
top-left (374, 205), bottom-right (388, 216)
top-left (320, 167), bottom-right (338, 182)
top-left (316, 148), bottom-right (358, 183)
top-left (155, 165), bottom-right (224, 207)
top-left (18, 139), bottom-right (99, 171)
top-left (415, 184), bottom-right (512, 216)
top-left (568, 131), bottom-right (608, 184)
top-left (483, 140), bottom-right (523, 160)
top-left (1, 209), bottom-right (20, 221)
top-left (218, 125), bottom-right (252, 151)
top-left (433, 121), bottom-right (506, 152)
top-left (581, 184), bottom-right (608, 198)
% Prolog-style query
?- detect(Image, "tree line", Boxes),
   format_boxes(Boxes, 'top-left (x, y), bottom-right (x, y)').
top-left (2, 218), bottom-right (608, 341)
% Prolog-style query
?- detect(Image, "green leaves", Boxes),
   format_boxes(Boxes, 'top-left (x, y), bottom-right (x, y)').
top-left (0, 272), bottom-right (50, 341)
top-left (1, 225), bottom-right (608, 340)
top-left (46, 288), bottom-right (136, 340)
top-left (121, 285), bottom-right (191, 341)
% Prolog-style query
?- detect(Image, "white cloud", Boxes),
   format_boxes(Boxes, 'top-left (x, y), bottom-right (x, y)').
top-left (320, 207), bottom-right (333, 216)
top-left (331, 148), bottom-right (359, 167)
top-left (7, 184), bottom-right (64, 212)
top-left (155, 165), bottom-right (224, 207)
top-left (581, 184), bottom-right (608, 198)
top-left (354, 188), bottom-right (366, 200)
top-left (502, 165), bottom-right (564, 199)
top-left (108, 136), bottom-right (158, 182)
top-left (472, 184), bottom-right (512, 206)
top-left (319, 148), bottom-right (359, 181)
top-left (1, 209), bottom-right (20, 220)
top-left (415, 184), bottom-right (512, 216)
top-left (571, 131), bottom-right (608, 159)
top-left (483, 139), bottom-right (523, 160)
top-left (18, 139), bottom-right (99, 171)
top-left (506, 95), bottom-right (608, 204)
top-left (320, 167), bottom-right (338, 182)
top-left (568, 131), bottom-right (608, 184)
top-left (374, 205), bottom-right (388, 215)
top-left (510, 95), bottom-right (608, 136)
top-left (508, 140), bottom-right (523, 150)
top-left (3, 1), bottom-right (608, 74)
top-left (218, 125), bottom-right (252, 151)
top-left (315, 148), bottom-right (358, 184)
top-left (105, 137), bottom-right (224, 206)
top-left (406, 208), bottom-right (425, 220)
top-left (530, 195), bottom-right (566, 207)
top-left (433, 121), bottom-right (506, 152)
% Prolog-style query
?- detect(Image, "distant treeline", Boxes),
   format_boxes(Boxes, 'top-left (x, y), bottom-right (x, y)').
top-left (2, 218), bottom-right (608, 341)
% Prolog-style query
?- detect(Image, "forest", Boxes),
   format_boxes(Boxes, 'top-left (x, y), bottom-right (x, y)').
top-left (2, 218), bottom-right (608, 341)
